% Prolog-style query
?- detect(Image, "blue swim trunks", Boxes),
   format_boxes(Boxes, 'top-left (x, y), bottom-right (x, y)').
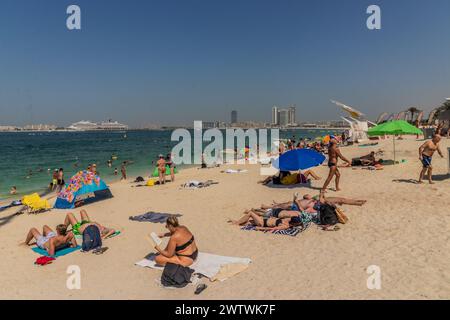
top-left (421, 155), bottom-right (432, 168)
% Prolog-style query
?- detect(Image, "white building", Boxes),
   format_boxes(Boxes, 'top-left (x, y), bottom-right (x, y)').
top-left (272, 105), bottom-right (296, 126)
top-left (272, 106), bottom-right (279, 125)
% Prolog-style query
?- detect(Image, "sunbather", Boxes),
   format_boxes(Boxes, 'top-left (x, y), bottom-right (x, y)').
top-left (228, 211), bottom-right (303, 231)
top-left (64, 210), bottom-right (116, 239)
top-left (258, 169), bottom-right (320, 185)
top-left (23, 224), bottom-right (77, 256)
top-left (268, 191), bottom-right (366, 214)
top-left (154, 216), bottom-right (198, 267)
top-left (298, 191), bottom-right (366, 213)
top-left (240, 207), bottom-right (300, 219)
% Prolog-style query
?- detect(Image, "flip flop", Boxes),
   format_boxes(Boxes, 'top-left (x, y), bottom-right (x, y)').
top-left (92, 247), bottom-right (108, 255)
top-left (194, 283), bottom-right (207, 295)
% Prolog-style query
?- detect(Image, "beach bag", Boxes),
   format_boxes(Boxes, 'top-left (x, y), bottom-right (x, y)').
top-left (135, 176), bottom-right (145, 182)
top-left (161, 263), bottom-right (194, 288)
top-left (146, 179), bottom-right (155, 186)
top-left (81, 225), bottom-right (102, 252)
top-left (335, 207), bottom-right (349, 224)
top-left (319, 204), bottom-right (339, 225)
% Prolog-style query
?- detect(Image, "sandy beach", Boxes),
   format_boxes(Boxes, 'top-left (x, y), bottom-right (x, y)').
top-left (1, 137), bottom-right (449, 300)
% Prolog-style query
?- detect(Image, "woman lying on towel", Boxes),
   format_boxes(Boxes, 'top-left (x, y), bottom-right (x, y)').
top-left (154, 216), bottom-right (198, 267)
top-left (228, 211), bottom-right (303, 231)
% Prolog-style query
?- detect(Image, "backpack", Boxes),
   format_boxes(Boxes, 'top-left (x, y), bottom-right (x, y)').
top-left (319, 203), bottom-right (339, 225)
top-left (82, 225), bottom-right (102, 252)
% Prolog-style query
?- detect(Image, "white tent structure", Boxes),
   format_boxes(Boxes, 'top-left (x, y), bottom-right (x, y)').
top-left (331, 100), bottom-right (374, 143)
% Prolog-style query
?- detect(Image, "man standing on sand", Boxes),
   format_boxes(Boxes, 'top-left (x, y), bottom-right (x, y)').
top-left (157, 154), bottom-right (166, 185)
top-left (418, 134), bottom-right (444, 184)
top-left (321, 136), bottom-right (351, 192)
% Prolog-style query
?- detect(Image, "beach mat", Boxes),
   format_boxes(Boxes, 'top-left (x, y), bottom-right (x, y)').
top-left (129, 212), bottom-right (182, 223)
top-left (135, 252), bottom-right (251, 281)
top-left (32, 245), bottom-right (81, 257)
top-left (240, 224), bottom-right (303, 237)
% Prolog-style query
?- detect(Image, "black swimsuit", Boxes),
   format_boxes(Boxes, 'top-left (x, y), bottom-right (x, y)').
top-left (175, 236), bottom-right (198, 260)
top-left (263, 218), bottom-right (283, 227)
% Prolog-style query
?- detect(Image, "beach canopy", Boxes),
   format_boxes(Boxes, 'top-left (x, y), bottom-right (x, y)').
top-left (54, 171), bottom-right (112, 209)
top-left (367, 120), bottom-right (422, 162)
top-left (367, 120), bottom-right (422, 136)
top-left (272, 149), bottom-right (325, 171)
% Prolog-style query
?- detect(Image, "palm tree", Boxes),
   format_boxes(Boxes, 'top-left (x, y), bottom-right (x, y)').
top-left (430, 100), bottom-right (450, 123)
top-left (406, 107), bottom-right (421, 123)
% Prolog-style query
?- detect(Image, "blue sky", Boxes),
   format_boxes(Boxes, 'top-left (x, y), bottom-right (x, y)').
top-left (0, 0), bottom-right (449, 127)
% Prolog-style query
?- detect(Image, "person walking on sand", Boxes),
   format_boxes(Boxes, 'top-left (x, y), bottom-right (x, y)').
top-left (418, 134), bottom-right (444, 184)
top-left (321, 136), bottom-right (351, 192)
top-left (157, 154), bottom-right (166, 185)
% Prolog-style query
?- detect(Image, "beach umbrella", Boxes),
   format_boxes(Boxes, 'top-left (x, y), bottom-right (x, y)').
top-left (272, 149), bottom-right (326, 171)
top-left (367, 120), bottom-right (422, 163)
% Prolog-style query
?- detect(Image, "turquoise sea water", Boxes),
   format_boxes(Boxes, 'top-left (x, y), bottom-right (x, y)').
top-left (0, 128), bottom-right (339, 199)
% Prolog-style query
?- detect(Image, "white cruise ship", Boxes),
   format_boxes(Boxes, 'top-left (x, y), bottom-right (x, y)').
top-left (68, 120), bottom-right (129, 131)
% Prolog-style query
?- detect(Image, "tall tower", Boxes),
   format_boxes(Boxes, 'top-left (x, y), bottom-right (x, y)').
top-left (288, 105), bottom-right (296, 125)
top-left (272, 106), bottom-right (279, 125)
top-left (231, 110), bottom-right (238, 124)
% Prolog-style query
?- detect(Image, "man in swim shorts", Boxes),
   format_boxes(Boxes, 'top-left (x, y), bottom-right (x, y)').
top-left (419, 134), bottom-right (444, 184)
top-left (64, 210), bottom-right (116, 238)
top-left (23, 224), bottom-right (76, 256)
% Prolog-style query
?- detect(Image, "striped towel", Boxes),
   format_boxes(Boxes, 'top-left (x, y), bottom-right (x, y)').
top-left (240, 225), bottom-right (302, 237)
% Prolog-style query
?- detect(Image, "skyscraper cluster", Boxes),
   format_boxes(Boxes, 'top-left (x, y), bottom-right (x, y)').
top-left (271, 105), bottom-right (296, 126)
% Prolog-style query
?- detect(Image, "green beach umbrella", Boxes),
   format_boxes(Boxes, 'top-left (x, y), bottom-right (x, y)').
top-left (367, 120), bottom-right (422, 163)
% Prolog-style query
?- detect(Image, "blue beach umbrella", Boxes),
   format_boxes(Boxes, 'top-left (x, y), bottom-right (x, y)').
top-left (272, 149), bottom-right (325, 171)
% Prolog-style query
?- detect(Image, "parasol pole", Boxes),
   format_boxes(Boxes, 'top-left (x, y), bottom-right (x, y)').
top-left (393, 135), bottom-right (396, 164)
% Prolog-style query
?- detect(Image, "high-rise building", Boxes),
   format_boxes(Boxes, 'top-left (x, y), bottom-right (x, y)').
top-left (279, 109), bottom-right (289, 126)
top-left (271, 105), bottom-right (297, 127)
top-left (272, 106), bottom-right (279, 125)
top-left (288, 106), bottom-right (296, 125)
top-left (231, 110), bottom-right (238, 124)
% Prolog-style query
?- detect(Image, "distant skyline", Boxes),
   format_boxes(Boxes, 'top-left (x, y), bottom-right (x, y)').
top-left (1, 0), bottom-right (450, 127)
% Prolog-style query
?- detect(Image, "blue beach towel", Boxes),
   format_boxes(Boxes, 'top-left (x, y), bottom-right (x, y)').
top-left (32, 245), bottom-right (81, 257)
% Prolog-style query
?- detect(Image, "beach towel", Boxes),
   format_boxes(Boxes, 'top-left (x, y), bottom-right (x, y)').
top-left (129, 212), bottom-right (182, 223)
top-left (224, 169), bottom-right (248, 174)
top-left (0, 200), bottom-right (22, 212)
top-left (182, 180), bottom-right (218, 189)
top-left (240, 224), bottom-right (302, 236)
top-left (32, 245), bottom-right (81, 258)
top-left (135, 252), bottom-right (251, 281)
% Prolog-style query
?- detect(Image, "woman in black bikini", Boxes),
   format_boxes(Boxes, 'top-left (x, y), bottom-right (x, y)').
top-left (154, 216), bottom-right (198, 267)
top-left (228, 211), bottom-right (302, 231)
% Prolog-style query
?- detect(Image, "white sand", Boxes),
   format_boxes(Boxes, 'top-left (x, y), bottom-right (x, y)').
top-left (0, 137), bottom-right (449, 299)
